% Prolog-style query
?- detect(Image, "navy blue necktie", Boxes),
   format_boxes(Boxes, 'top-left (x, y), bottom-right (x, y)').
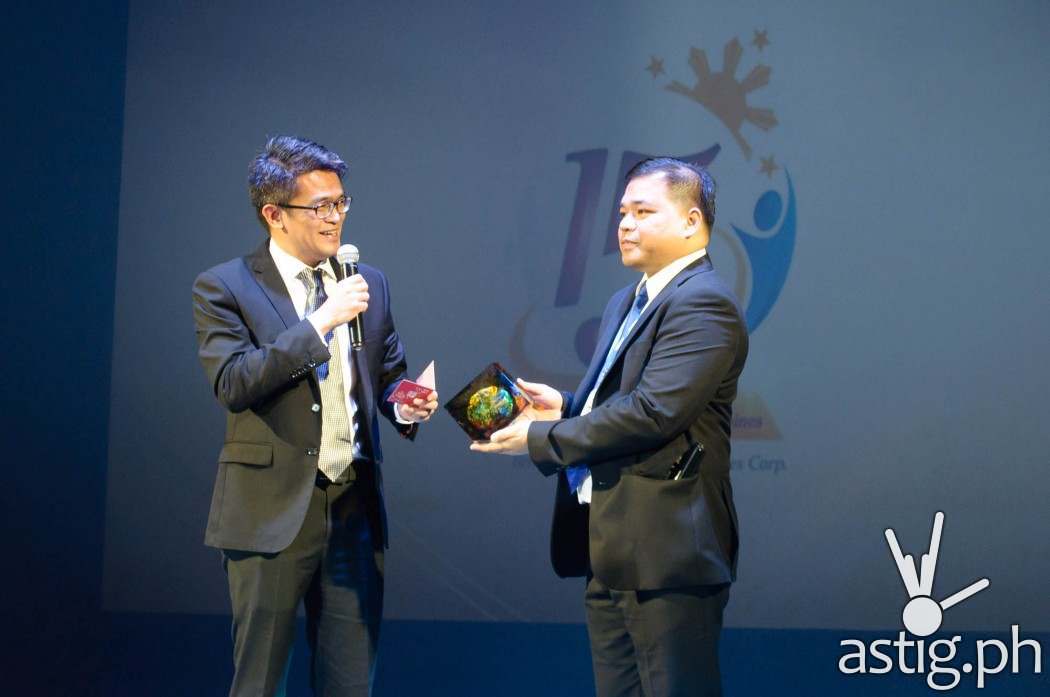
top-left (566, 283), bottom-right (649, 495)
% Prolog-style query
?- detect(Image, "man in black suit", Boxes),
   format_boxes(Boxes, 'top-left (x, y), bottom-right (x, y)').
top-left (193, 135), bottom-right (438, 697)
top-left (473, 158), bottom-right (748, 696)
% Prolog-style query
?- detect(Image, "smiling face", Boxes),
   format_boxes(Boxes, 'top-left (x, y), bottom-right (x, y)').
top-left (262, 169), bottom-right (345, 267)
top-left (617, 173), bottom-right (707, 276)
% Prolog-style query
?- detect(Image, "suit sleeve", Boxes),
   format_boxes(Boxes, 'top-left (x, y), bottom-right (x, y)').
top-left (373, 272), bottom-right (418, 440)
top-left (527, 288), bottom-right (741, 475)
top-left (560, 391), bottom-right (574, 418)
top-left (192, 269), bottom-right (330, 413)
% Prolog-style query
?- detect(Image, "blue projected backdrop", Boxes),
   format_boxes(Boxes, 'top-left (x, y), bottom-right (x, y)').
top-left (103, 0), bottom-right (1049, 635)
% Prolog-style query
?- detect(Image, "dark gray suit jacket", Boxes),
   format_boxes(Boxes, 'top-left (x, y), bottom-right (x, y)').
top-left (527, 254), bottom-right (747, 590)
top-left (192, 239), bottom-right (416, 553)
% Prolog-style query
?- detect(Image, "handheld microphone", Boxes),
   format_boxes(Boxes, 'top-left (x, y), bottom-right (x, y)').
top-left (336, 243), bottom-right (364, 350)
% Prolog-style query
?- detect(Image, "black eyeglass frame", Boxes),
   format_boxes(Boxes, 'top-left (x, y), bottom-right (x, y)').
top-left (276, 195), bottom-right (352, 219)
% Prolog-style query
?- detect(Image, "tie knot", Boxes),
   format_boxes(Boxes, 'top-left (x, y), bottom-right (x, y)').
top-left (298, 267), bottom-right (326, 290)
top-left (635, 283), bottom-right (648, 308)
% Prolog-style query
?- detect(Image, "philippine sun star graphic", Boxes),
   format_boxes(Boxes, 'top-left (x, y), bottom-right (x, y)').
top-left (665, 38), bottom-right (778, 160)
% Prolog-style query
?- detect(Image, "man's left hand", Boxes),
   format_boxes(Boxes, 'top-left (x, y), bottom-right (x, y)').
top-left (399, 391), bottom-right (439, 423)
top-left (469, 413), bottom-right (532, 455)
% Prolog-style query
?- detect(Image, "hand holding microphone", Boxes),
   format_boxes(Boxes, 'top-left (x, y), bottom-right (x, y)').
top-left (311, 244), bottom-right (368, 345)
top-left (337, 244), bottom-right (365, 349)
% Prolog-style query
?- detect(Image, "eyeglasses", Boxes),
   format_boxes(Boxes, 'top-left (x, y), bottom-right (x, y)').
top-left (277, 195), bottom-right (351, 219)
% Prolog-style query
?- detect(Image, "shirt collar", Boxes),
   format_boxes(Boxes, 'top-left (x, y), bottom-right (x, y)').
top-left (638, 247), bottom-right (707, 299)
top-left (269, 238), bottom-right (332, 286)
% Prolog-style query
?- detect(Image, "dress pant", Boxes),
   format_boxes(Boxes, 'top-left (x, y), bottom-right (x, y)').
top-left (223, 472), bottom-right (384, 697)
top-left (585, 575), bottom-right (730, 697)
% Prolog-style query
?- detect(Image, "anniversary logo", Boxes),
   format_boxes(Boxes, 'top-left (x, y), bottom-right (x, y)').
top-left (512, 30), bottom-right (794, 471)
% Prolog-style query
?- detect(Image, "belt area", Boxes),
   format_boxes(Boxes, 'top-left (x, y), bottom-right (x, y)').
top-left (315, 460), bottom-right (374, 489)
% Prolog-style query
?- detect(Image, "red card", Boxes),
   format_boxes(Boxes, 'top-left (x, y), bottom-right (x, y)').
top-left (387, 379), bottom-right (434, 405)
top-left (388, 361), bottom-right (436, 406)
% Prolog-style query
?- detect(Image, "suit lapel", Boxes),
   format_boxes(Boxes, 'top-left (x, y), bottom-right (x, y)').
top-left (572, 287), bottom-right (633, 415)
top-left (247, 238), bottom-right (300, 329)
top-left (329, 257), bottom-right (344, 281)
top-left (618, 254), bottom-right (712, 354)
top-left (350, 347), bottom-right (376, 453)
top-left (590, 255), bottom-right (714, 398)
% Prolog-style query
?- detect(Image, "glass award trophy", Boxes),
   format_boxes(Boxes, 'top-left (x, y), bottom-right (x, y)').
top-left (443, 362), bottom-right (532, 440)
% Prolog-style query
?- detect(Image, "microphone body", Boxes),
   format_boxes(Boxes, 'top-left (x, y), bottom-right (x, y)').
top-left (336, 244), bottom-right (364, 350)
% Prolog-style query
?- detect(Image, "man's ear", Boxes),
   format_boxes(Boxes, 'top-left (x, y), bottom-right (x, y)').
top-left (261, 203), bottom-right (283, 230)
top-left (683, 206), bottom-right (705, 239)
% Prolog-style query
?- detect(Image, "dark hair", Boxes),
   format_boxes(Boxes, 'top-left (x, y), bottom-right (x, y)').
top-left (625, 157), bottom-right (716, 229)
top-left (248, 135), bottom-right (348, 228)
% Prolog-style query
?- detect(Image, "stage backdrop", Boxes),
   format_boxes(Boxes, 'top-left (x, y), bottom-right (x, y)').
top-left (103, 0), bottom-right (1049, 634)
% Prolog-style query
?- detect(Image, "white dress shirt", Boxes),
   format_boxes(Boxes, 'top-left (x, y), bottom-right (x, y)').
top-left (574, 247), bottom-right (708, 503)
top-left (269, 239), bottom-right (361, 445)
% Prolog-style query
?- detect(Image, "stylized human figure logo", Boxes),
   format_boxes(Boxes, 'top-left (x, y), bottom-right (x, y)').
top-left (731, 173), bottom-right (795, 331)
top-left (884, 512), bottom-right (990, 637)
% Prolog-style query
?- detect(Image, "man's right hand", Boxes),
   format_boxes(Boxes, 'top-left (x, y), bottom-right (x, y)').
top-left (517, 378), bottom-right (563, 421)
top-left (310, 274), bottom-right (369, 336)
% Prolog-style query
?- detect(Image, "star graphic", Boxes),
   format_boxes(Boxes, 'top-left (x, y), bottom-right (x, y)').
top-left (646, 56), bottom-right (665, 78)
top-left (752, 29), bottom-right (770, 51)
top-left (759, 155), bottom-right (779, 178)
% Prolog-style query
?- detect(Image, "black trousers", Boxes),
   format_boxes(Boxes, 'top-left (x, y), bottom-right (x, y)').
top-left (223, 475), bottom-right (384, 697)
top-left (585, 576), bottom-right (730, 697)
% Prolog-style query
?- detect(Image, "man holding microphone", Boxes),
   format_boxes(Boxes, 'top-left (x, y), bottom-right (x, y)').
top-left (193, 135), bottom-right (437, 696)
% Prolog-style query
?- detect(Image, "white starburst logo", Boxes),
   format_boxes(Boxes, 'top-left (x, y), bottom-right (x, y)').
top-left (884, 511), bottom-right (991, 636)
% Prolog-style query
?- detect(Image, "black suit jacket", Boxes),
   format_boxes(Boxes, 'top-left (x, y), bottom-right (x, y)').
top-left (527, 254), bottom-right (747, 590)
top-left (192, 239), bottom-right (416, 553)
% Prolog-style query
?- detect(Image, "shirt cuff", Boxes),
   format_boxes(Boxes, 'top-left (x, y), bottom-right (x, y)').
top-left (393, 402), bottom-right (414, 424)
top-left (307, 315), bottom-right (329, 345)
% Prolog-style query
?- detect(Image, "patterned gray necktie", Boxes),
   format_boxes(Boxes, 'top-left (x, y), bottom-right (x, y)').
top-left (298, 267), bottom-right (358, 481)
top-left (300, 268), bottom-right (333, 378)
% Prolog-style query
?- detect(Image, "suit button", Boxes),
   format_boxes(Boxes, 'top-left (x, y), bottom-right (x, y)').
top-left (306, 448), bottom-right (319, 456)
top-left (311, 403), bottom-right (321, 413)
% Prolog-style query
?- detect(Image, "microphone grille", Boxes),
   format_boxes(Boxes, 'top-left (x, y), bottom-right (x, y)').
top-left (337, 243), bottom-right (360, 264)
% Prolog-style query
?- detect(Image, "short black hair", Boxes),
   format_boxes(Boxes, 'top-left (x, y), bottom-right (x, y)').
top-left (248, 135), bottom-right (348, 229)
top-left (625, 157), bottom-right (716, 228)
